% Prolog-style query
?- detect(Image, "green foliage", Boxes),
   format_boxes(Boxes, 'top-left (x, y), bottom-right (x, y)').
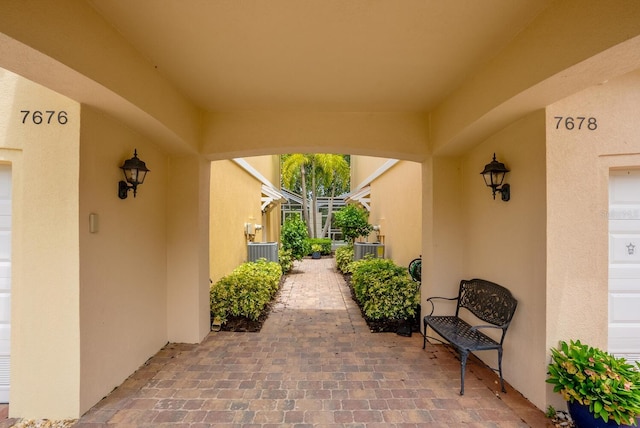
top-left (306, 238), bottom-right (332, 255)
top-left (335, 244), bottom-right (354, 273)
top-left (547, 339), bottom-right (640, 426)
top-left (334, 204), bottom-right (373, 243)
top-left (349, 258), bottom-right (418, 321)
top-left (278, 247), bottom-right (294, 274)
top-left (545, 405), bottom-right (556, 419)
top-left (210, 259), bottom-right (282, 325)
top-left (281, 216), bottom-right (309, 260)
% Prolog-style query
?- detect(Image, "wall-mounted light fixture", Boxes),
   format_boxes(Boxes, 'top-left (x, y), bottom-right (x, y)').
top-left (480, 153), bottom-right (510, 201)
top-left (118, 149), bottom-right (150, 199)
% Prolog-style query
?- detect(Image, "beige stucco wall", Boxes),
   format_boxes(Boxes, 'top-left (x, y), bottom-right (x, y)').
top-left (465, 111), bottom-right (547, 408)
top-left (246, 155), bottom-right (282, 243)
top-left (2, 68), bottom-right (210, 418)
top-left (423, 110), bottom-right (547, 409)
top-left (202, 112), bottom-right (428, 161)
top-left (166, 154), bottom-right (211, 345)
top-left (350, 156), bottom-right (389, 190)
top-left (78, 106), bottom-right (169, 414)
top-left (210, 159), bottom-right (266, 285)
top-left (0, 69), bottom-right (81, 418)
top-left (545, 70), bottom-right (640, 409)
top-left (367, 161), bottom-right (422, 268)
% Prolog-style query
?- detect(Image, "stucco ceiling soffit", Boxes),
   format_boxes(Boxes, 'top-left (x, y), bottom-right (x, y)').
top-left (0, 2), bottom-right (200, 154)
top-left (86, 0), bottom-right (551, 112)
top-left (429, 2), bottom-right (640, 156)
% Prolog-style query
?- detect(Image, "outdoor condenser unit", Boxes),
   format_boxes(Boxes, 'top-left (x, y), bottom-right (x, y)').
top-left (247, 242), bottom-right (279, 262)
top-left (353, 242), bottom-right (385, 260)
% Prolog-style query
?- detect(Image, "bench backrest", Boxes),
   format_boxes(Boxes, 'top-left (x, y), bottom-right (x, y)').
top-left (456, 279), bottom-right (518, 330)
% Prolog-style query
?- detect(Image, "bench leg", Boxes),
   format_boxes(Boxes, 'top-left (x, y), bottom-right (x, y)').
top-left (422, 319), bottom-right (427, 349)
top-left (497, 348), bottom-right (506, 393)
top-left (460, 350), bottom-right (468, 395)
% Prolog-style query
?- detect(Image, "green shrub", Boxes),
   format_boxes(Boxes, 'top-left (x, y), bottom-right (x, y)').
top-left (281, 216), bottom-right (309, 260)
top-left (210, 258), bottom-right (282, 324)
top-left (547, 339), bottom-right (640, 425)
top-left (335, 244), bottom-right (354, 273)
top-left (279, 247), bottom-right (294, 274)
top-left (334, 204), bottom-right (373, 243)
top-left (350, 258), bottom-right (418, 321)
top-left (306, 238), bottom-right (332, 255)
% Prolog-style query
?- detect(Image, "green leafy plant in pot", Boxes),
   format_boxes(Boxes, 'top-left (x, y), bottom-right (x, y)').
top-left (311, 244), bottom-right (322, 259)
top-left (547, 339), bottom-right (640, 427)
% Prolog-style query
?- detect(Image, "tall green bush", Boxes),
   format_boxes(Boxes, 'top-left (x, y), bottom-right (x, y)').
top-left (350, 258), bottom-right (418, 321)
top-left (210, 259), bottom-right (282, 324)
top-left (334, 204), bottom-right (373, 243)
top-left (281, 216), bottom-right (309, 260)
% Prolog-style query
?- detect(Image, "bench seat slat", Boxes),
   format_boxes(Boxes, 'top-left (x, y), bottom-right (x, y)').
top-left (424, 316), bottom-right (500, 351)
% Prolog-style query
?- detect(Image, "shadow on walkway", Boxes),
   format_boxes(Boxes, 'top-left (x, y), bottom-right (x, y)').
top-left (63, 257), bottom-right (551, 427)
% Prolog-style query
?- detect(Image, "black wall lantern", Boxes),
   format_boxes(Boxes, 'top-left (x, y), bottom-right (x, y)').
top-left (480, 153), bottom-right (510, 201)
top-left (118, 149), bottom-right (150, 199)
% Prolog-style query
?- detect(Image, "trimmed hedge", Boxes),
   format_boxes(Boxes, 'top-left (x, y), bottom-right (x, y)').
top-left (349, 257), bottom-right (418, 321)
top-left (210, 258), bottom-right (282, 325)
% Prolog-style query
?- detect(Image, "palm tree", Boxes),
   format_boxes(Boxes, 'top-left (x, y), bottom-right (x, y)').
top-left (317, 155), bottom-right (350, 239)
top-left (282, 154), bottom-right (350, 238)
top-left (282, 154), bottom-right (312, 236)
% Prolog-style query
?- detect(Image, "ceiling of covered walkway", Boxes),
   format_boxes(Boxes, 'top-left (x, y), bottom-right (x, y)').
top-left (87, 0), bottom-right (549, 113)
top-left (2, 1), bottom-right (640, 159)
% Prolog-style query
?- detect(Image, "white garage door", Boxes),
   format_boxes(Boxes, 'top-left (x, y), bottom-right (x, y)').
top-left (0, 165), bottom-right (10, 402)
top-left (609, 169), bottom-right (640, 362)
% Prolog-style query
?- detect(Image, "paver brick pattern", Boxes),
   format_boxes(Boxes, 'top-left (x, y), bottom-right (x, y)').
top-left (74, 257), bottom-right (550, 427)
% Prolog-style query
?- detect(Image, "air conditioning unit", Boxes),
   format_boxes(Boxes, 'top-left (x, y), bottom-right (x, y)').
top-left (247, 242), bottom-right (279, 262)
top-left (353, 242), bottom-right (385, 260)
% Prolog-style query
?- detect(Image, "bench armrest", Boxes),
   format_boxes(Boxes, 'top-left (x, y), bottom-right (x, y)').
top-left (425, 296), bottom-right (458, 316)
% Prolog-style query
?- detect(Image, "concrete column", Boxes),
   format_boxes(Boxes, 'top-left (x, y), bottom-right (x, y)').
top-left (166, 155), bottom-right (211, 343)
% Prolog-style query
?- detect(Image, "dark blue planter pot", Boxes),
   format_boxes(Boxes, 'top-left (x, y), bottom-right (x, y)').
top-left (568, 401), bottom-right (632, 428)
top-left (312, 252), bottom-right (321, 259)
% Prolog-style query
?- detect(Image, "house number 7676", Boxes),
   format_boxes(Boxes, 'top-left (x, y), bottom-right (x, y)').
top-left (20, 110), bottom-right (68, 125)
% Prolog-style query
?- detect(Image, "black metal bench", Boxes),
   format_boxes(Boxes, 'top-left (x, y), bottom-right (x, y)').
top-left (422, 278), bottom-right (518, 395)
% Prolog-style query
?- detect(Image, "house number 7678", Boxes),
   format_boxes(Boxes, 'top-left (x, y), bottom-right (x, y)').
top-left (553, 116), bottom-right (597, 130)
top-left (20, 110), bottom-right (68, 125)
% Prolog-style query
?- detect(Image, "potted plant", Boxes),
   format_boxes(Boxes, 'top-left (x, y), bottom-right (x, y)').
top-left (311, 244), bottom-right (322, 259)
top-left (547, 339), bottom-right (640, 427)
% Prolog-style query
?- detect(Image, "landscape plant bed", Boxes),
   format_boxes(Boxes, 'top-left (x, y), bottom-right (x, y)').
top-left (344, 273), bottom-right (420, 334)
top-left (212, 275), bottom-right (285, 333)
top-left (218, 313), bottom-right (268, 332)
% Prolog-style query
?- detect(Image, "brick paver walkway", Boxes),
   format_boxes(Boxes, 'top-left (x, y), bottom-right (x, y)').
top-left (68, 257), bottom-right (550, 427)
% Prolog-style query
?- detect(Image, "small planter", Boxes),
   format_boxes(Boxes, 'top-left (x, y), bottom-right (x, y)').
top-left (311, 244), bottom-right (323, 259)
